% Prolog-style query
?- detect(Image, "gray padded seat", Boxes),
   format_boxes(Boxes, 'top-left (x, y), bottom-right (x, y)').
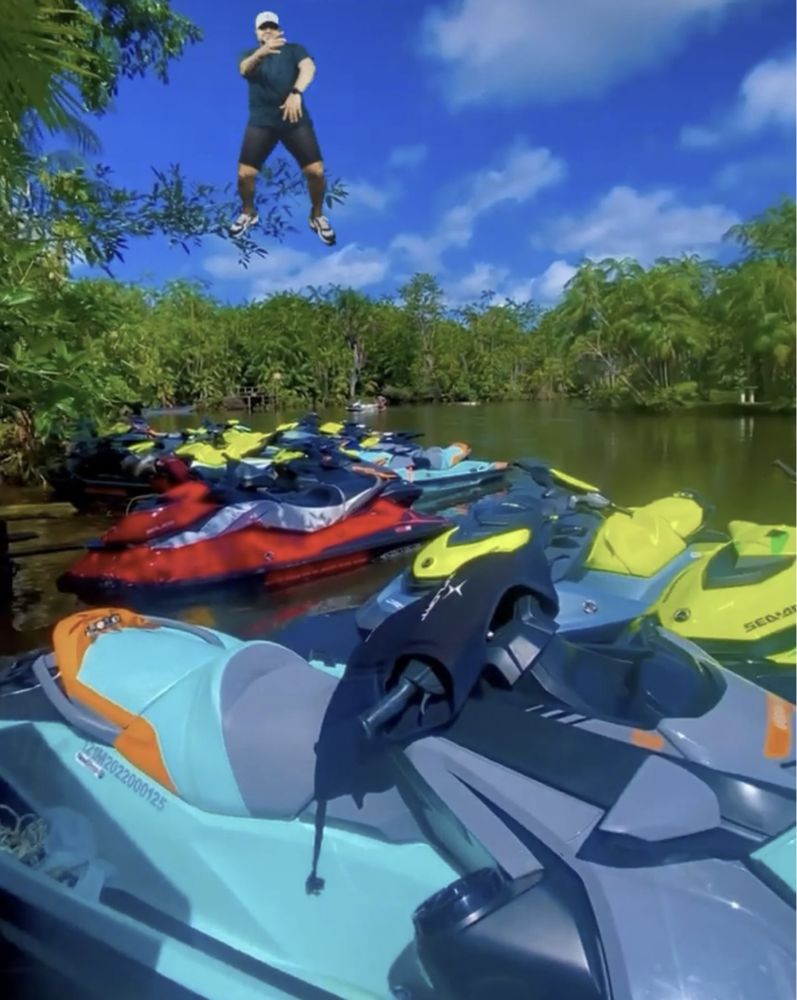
top-left (220, 643), bottom-right (337, 820)
top-left (423, 447), bottom-right (445, 470)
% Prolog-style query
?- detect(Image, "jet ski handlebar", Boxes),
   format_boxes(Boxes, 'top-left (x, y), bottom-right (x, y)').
top-left (360, 659), bottom-right (446, 739)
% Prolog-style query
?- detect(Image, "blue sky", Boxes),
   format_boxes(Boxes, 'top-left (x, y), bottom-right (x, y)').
top-left (79, 0), bottom-right (795, 306)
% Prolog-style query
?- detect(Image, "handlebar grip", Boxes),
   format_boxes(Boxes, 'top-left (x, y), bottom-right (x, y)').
top-left (360, 678), bottom-right (416, 739)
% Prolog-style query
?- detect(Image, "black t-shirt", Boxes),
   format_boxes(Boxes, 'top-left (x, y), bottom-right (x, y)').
top-left (242, 42), bottom-right (313, 128)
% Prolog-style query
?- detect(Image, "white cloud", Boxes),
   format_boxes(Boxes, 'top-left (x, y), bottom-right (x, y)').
top-left (443, 259), bottom-right (578, 307)
top-left (529, 260), bottom-right (579, 302)
top-left (204, 243), bottom-right (389, 297)
top-left (736, 54), bottom-right (796, 132)
top-left (714, 153), bottom-right (795, 191)
top-left (444, 262), bottom-right (510, 305)
top-left (682, 52), bottom-right (796, 147)
top-left (205, 140), bottom-right (565, 300)
top-left (391, 141), bottom-right (566, 271)
top-left (341, 179), bottom-right (398, 214)
top-left (548, 186), bottom-right (739, 263)
top-left (423, 0), bottom-right (748, 106)
top-left (387, 144), bottom-right (429, 169)
top-left (389, 233), bottom-right (445, 273)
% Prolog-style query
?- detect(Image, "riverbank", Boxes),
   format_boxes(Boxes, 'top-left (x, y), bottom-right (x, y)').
top-left (615, 399), bottom-right (797, 417)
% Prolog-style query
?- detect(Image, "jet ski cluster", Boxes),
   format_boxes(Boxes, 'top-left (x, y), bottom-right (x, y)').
top-left (46, 412), bottom-right (507, 599)
top-left (0, 431), bottom-right (794, 998)
top-left (280, 458), bottom-right (796, 703)
top-left (46, 412), bottom-right (507, 509)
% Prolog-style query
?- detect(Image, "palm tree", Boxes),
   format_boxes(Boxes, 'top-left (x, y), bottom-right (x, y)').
top-left (718, 259), bottom-right (796, 398)
top-left (725, 198), bottom-right (796, 267)
top-left (0, 1), bottom-right (99, 155)
top-left (329, 287), bottom-right (374, 403)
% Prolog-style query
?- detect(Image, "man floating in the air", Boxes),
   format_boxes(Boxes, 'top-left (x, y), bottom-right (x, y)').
top-left (230, 10), bottom-right (336, 246)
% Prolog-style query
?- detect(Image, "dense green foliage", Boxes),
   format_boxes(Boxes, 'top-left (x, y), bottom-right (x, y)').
top-left (2, 197), bottom-right (794, 481)
top-left (0, 4), bottom-right (793, 482)
top-left (0, 0), bottom-right (339, 479)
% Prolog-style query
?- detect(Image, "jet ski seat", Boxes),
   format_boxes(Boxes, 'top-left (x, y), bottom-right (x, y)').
top-left (217, 643), bottom-right (336, 819)
top-left (45, 612), bottom-right (337, 820)
top-left (704, 522), bottom-right (796, 588)
top-left (584, 495), bottom-right (705, 578)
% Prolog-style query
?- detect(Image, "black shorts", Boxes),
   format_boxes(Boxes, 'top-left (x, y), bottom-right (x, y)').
top-left (239, 122), bottom-right (322, 170)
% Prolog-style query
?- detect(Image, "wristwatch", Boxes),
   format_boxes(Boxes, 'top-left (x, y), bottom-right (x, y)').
top-left (290, 87), bottom-right (302, 96)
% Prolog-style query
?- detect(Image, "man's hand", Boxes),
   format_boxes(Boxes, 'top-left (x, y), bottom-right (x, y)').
top-left (281, 93), bottom-right (303, 123)
top-left (240, 33), bottom-right (285, 77)
top-left (260, 33), bottom-right (285, 56)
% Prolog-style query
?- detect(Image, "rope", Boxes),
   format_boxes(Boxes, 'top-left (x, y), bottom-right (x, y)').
top-left (0, 805), bottom-right (86, 885)
top-left (0, 804), bottom-right (48, 866)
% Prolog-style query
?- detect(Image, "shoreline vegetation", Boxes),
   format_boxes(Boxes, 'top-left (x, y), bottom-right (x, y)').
top-left (0, 4), bottom-right (794, 484)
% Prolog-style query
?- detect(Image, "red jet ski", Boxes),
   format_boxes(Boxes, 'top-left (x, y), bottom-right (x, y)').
top-left (58, 464), bottom-right (449, 600)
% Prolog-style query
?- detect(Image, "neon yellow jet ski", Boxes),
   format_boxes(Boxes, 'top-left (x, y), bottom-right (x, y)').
top-left (651, 521), bottom-right (796, 700)
top-left (175, 425), bottom-right (269, 469)
top-left (364, 488), bottom-right (722, 638)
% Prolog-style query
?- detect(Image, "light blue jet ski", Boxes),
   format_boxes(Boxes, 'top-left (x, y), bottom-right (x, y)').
top-left (0, 544), bottom-right (793, 998)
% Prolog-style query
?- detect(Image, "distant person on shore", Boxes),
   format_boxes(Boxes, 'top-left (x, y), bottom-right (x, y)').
top-left (230, 10), bottom-right (336, 246)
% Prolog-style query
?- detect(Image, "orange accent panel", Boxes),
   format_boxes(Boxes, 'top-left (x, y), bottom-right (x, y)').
top-left (116, 717), bottom-right (177, 793)
top-left (52, 609), bottom-right (177, 793)
top-left (450, 443), bottom-right (472, 467)
top-left (53, 608), bottom-right (155, 698)
top-left (630, 729), bottom-right (666, 752)
top-left (764, 694), bottom-right (794, 759)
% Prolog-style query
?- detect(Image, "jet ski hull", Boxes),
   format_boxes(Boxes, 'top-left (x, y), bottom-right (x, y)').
top-left (0, 707), bottom-right (455, 1000)
top-left (58, 500), bottom-right (447, 599)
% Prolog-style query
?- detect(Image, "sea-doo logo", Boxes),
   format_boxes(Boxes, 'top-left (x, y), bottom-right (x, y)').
top-left (743, 604), bottom-right (797, 633)
top-left (420, 574), bottom-right (465, 622)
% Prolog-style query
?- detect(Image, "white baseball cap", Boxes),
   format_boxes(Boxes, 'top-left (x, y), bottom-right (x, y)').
top-left (255, 11), bottom-right (280, 28)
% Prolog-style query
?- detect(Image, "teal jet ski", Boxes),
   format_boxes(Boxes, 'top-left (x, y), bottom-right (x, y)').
top-left (0, 543), bottom-right (793, 999)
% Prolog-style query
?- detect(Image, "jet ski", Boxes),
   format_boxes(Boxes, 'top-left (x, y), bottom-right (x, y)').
top-left (265, 416), bottom-right (501, 491)
top-left (273, 464), bottom-right (723, 673)
top-left (312, 420), bottom-right (507, 494)
top-left (244, 437), bottom-right (508, 498)
top-left (267, 414), bottom-right (422, 454)
top-left (650, 520), bottom-right (796, 701)
top-left (174, 422), bottom-right (269, 469)
top-left (0, 544), bottom-right (793, 999)
top-left (57, 460), bottom-right (449, 601)
top-left (342, 443), bottom-right (509, 494)
top-left (46, 419), bottom-right (267, 509)
top-left (46, 417), bottom-right (196, 509)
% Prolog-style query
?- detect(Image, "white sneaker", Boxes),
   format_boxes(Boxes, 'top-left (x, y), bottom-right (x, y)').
top-left (229, 211), bottom-right (259, 237)
top-left (309, 214), bottom-right (336, 246)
